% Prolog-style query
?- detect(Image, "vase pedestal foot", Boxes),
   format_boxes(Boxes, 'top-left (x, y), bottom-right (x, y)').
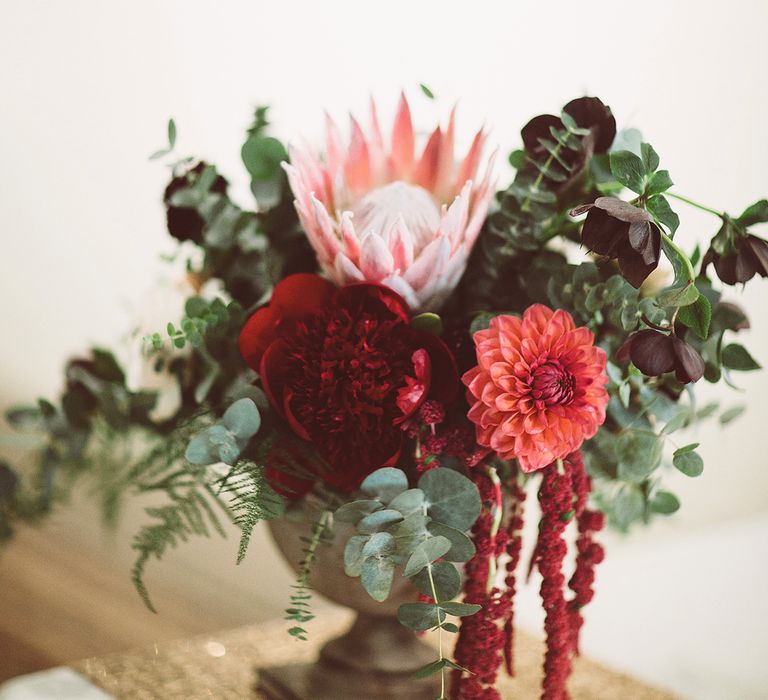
top-left (257, 614), bottom-right (440, 699)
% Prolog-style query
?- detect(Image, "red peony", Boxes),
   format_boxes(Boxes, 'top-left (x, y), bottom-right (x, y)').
top-left (239, 273), bottom-right (457, 491)
top-left (462, 304), bottom-right (608, 472)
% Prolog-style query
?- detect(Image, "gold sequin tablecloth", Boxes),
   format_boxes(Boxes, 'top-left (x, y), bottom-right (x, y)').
top-left (73, 612), bottom-right (679, 699)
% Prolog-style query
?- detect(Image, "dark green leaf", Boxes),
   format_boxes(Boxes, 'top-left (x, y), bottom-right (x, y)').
top-left (613, 486), bottom-right (645, 530)
top-left (412, 658), bottom-right (446, 679)
top-left (648, 195), bottom-right (680, 235)
top-left (657, 283), bottom-right (699, 308)
top-left (419, 468), bottom-right (481, 531)
top-left (722, 344), bottom-right (761, 371)
top-left (410, 312), bottom-right (443, 336)
top-left (419, 83), bottom-right (435, 100)
top-left (609, 150), bottom-right (646, 195)
top-left (241, 135), bottom-right (287, 182)
top-left (646, 170), bottom-right (673, 197)
top-left (616, 430), bottom-right (662, 482)
top-left (735, 199), bottom-right (768, 227)
top-left (640, 143), bottom-right (660, 173)
top-left (677, 295), bottom-right (712, 340)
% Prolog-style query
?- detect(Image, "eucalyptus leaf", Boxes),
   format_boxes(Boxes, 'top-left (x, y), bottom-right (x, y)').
top-left (344, 535), bottom-right (369, 576)
top-left (616, 430), bottom-right (662, 481)
top-left (221, 398), bottom-right (260, 439)
top-left (357, 509), bottom-right (404, 534)
top-left (362, 531), bottom-right (396, 558)
top-left (410, 561), bottom-right (461, 601)
top-left (426, 522), bottom-right (476, 562)
top-left (335, 499), bottom-right (382, 524)
top-left (719, 405), bottom-right (745, 425)
top-left (403, 535), bottom-right (451, 577)
top-left (673, 449), bottom-right (704, 477)
top-left (397, 602), bottom-right (442, 631)
top-left (412, 658), bottom-right (446, 679)
top-left (361, 555), bottom-right (396, 602)
top-left (388, 489), bottom-right (426, 517)
top-left (419, 468), bottom-right (481, 531)
top-left (361, 467), bottom-right (409, 503)
top-left (650, 490), bottom-right (680, 514)
top-left (440, 601), bottom-right (482, 617)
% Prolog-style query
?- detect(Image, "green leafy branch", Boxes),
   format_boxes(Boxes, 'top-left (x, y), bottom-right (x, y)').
top-left (285, 509), bottom-right (333, 641)
top-left (335, 467), bottom-right (481, 692)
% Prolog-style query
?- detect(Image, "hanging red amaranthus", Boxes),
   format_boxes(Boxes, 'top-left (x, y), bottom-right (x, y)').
top-left (503, 479), bottom-right (526, 676)
top-left (566, 451), bottom-right (605, 655)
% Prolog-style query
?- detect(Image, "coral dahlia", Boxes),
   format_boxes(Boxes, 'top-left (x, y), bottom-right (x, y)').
top-left (283, 94), bottom-right (495, 312)
top-left (462, 305), bottom-right (608, 472)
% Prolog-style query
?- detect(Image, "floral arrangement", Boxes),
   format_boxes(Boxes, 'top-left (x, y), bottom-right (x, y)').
top-left (2, 89), bottom-right (765, 699)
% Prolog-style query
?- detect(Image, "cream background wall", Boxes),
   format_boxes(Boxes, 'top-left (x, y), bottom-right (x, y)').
top-left (1, 1), bottom-right (767, 698)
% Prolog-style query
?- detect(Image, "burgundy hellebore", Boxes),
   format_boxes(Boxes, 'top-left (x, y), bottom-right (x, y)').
top-left (571, 197), bottom-right (661, 288)
top-left (520, 96), bottom-right (617, 189)
top-left (701, 234), bottom-right (768, 285)
top-left (238, 274), bottom-right (457, 493)
top-left (618, 329), bottom-right (705, 384)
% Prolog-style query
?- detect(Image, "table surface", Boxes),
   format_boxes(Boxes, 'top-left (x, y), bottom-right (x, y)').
top-left (72, 612), bottom-right (680, 699)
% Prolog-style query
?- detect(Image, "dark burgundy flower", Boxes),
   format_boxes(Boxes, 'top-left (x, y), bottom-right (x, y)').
top-left (618, 329), bottom-right (705, 384)
top-left (163, 162), bottom-right (228, 244)
top-left (238, 274), bottom-right (457, 491)
top-left (572, 197), bottom-right (661, 288)
top-left (520, 97), bottom-right (616, 189)
top-left (701, 234), bottom-right (768, 285)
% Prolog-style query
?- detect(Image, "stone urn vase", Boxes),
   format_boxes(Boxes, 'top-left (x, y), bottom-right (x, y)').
top-left (257, 498), bottom-right (441, 700)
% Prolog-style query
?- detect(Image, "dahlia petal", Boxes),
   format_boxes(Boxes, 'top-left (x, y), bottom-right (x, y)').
top-left (390, 92), bottom-right (415, 177)
top-left (360, 232), bottom-right (395, 280)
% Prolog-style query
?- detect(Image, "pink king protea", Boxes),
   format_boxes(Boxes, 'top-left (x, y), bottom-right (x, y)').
top-left (283, 94), bottom-right (495, 312)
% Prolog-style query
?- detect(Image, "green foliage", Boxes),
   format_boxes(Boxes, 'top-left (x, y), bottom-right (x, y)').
top-left (285, 509), bottom-right (333, 641)
top-left (185, 398), bottom-right (261, 466)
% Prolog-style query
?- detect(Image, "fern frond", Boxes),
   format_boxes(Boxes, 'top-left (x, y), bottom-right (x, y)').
top-left (131, 489), bottom-right (225, 612)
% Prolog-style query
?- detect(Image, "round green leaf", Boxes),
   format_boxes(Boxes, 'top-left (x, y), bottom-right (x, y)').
top-left (650, 491), bottom-right (680, 515)
top-left (362, 532), bottom-right (395, 558)
top-left (360, 467), bottom-right (409, 503)
top-left (335, 500), bottom-right (382, 524)
top-left (361, 555), bottom-right (395, 602)
top-left (673, 449), bottom-right (704, 477)
top-left (241, 135), bottom-right (287, 182)
top-left (410, 561), bottom-right (461, 601)
top-left (344, 535), bottom-right (369, 576)
top-left (397, 602), bottom-right (442, 631)
top-left (221, 398), bottom-right (261, 439)
top-left (403, 535), bottom-right (451, 578)
top-left (419, 468), bottom-right (481, 531)
top-left (357, 509), bottom-right (404, 534)
top-left (426, 522), bottom-right (476, 562)
top-left (388, 488), bottom-right (425, 517)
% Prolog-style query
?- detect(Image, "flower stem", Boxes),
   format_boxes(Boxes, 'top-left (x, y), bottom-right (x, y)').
top-left (660, 230), bottom-right (696, 282)
top-left (426, 563), bottom-right (446, 699)
top-left (485, 465), bottom-right (503, 594)
top-left (666, 192), bottom-right (723, 219)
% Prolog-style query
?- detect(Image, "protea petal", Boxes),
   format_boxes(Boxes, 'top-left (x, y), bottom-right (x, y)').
top-left (285, 94), bottom-right (495, 311)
